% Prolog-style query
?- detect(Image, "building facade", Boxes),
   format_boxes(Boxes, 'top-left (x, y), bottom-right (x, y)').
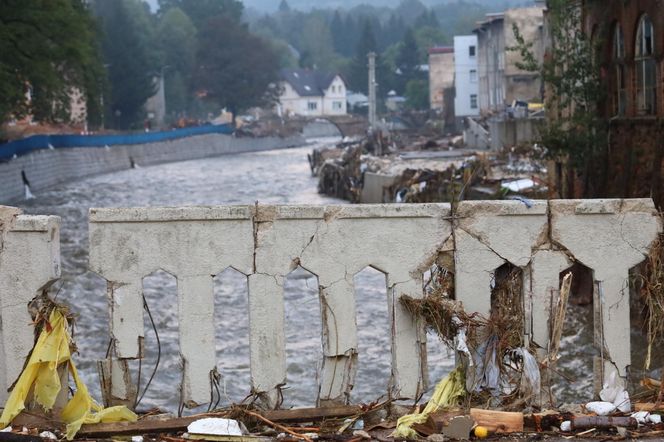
top-left (474, 6), bottom-right (545, 114)
top-left (453, 35), bottom-right (480, 119)
top-left (428, 47), bottom-right (455, 112)
top-left (575, 0), bottom-right (663, 208)
top-left (277, 69), bottom-right (347, 117)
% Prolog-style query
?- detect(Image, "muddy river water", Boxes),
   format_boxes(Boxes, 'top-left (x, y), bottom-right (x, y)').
top-left (15, 140), bottom-right (611, 412)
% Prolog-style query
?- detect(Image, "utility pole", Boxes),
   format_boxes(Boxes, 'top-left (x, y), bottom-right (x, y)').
top-left (368, 52), bottom-right (377, 131)
top-left (368, 52), bottom-right (380, 155)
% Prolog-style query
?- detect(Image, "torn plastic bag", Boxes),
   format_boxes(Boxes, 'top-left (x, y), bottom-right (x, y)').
top-left (599, 369), bottom-right (631, 413)
top-left (510, 348), bottom-right (541, 400)
top-left (453, 316), bottom-right (472, 364)
top-left (0, 308), bottom-right (137, 440)
top-left (467, 336), bottom-right (500, 396)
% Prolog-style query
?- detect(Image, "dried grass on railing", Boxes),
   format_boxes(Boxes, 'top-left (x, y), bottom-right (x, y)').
top-left (638, 231), bottom-right (664, 401)
top-left (489, 266), bottom-right (526, 353)
top-left (401, 266), bottom-right (526, 357)
top-left (401, 265), bottom-right (534, 408)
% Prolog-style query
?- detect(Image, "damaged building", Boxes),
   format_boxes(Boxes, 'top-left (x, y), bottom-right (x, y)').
top-left (473, 6), bottom-right (546, 115)
top-left (566, 0), bottom-right (664, 209)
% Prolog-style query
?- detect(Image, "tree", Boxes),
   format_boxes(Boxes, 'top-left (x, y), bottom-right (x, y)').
top-left (347, 20), bottom-right (377, 93)
top-left (0, 0), bottom-right (104, 128)
top-left (394, 0), bottom-right (427, 25)
top-left (95, 0), bottom-right (159, 129)
top-left (157, 7), bottom-right (197, 117)
top-left (330, 11), bottom-right (345, 55)
top-left (278, 0), bottom-right (291, 13)
top-left (511, 0), bottom-right (605, 178)
top-left (299, 16), bottom-right (337, 70)
top-left (195, 16), bottom-right (281, 123)
top-left (395, 28), bottom-right (423, 93)
top-left (158, 0), bottom-right (243, 27)
top-left (405, 79), bottom-right (429, 110)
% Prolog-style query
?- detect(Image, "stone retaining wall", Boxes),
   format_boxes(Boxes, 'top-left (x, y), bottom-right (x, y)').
top-left (0, 134), bottom-right (305, 204)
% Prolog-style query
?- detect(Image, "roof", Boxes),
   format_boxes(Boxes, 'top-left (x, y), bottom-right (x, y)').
top-left (473, 12), bottom-right (505, 33)
top-left (428, 46), bottom-right (454, 55)
top-left (279, 69), bottom-right (341, 97)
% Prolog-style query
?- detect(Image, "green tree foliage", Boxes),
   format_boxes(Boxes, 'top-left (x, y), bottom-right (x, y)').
top-left (394, 28), bottom-right (425, 93)
top-left (511, 0), bottom-right (604, 170)
top-left (299, 15), bottom-right (338, 70)
top-left (394, 0), bottom-right (427, 25)
top-left (278, 0), bottom-right (291, 13)
top-left (195, 16), bottom-right (281, 123)
top-left (157, 7), bottom-right (197, 117)
top-left (0, 0), bottom-right (103, 127)
top-left (158, 0), bottom-right (243, 26)
top-left (405, 79), bottom-right (429, 110)
top-left (95, 0), bottom-right (159, 129)
top-left (348, 20), bottom-right (378, 94)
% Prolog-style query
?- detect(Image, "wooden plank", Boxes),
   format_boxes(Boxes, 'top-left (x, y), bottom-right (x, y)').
top-left (78, 406), bottom-right (363, 437)
top-left (634, 402), bottom-right (664, 412)
top-left (263, 405), bottom-right (362, 423)
top-left (469, 408), bottom-right (524, 433)
top-left (78, 416), bottom-right (197, 437)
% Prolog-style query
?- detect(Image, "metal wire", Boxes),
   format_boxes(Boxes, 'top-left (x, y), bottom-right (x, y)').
top-left (134, 293), bottom-right (161, 409)
top-left (207, 369), bottom-right (222, 412)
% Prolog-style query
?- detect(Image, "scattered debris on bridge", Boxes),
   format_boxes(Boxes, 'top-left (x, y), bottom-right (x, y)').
top-left (2, 257), bottom-right (664, 441)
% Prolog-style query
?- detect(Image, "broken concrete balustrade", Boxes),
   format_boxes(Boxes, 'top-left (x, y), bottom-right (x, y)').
top-left (86, 199), bottom-right (661, 410)
top-left (0, 199), bottom-right (660, 412)
top-left (0, 206), bottom-right (61, 405)
top-left (89, 204), bottom-right (450, 408)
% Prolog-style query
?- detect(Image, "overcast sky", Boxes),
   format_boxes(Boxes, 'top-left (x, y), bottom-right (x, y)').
top-left (145, 0), bottom-right (158, 11)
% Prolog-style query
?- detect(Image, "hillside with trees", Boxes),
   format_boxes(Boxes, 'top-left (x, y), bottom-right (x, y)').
top-left (247, 0), bottom-right (512, 109)
top-left (2, 0), bottom-right (531, 133)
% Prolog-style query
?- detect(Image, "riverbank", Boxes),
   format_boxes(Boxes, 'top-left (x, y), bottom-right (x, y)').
top-left (0, 133), bottom-right (305, 204)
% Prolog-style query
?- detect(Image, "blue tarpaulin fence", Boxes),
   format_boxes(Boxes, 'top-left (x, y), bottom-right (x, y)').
top-left (0, 124), bottom-right (234, 161)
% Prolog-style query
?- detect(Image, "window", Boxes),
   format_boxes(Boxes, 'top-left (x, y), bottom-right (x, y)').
top-left (308, 102), bottom-right (318, 111)
top-left (613, 24), bottom-right (626, 116)
top-left (332, 101), bottom-right (343, 110)
top-left (636, 15), bottom-right (657, 114)
top-left (470, 94), bottom-right (478, 109)
top-left (470, 69), bottom-right (477, 82)
top-left (331, 85), bottom-right (336, 93)
top-left (469, 45), bottom-right (476, 57)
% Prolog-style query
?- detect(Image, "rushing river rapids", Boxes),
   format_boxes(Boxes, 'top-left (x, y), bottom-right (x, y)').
top-left (15, 139), bottom-right (640, 412)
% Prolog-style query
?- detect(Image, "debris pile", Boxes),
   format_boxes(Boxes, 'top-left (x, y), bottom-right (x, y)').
top-left (311, 136), bottom-right (548, 204)
top-left (3, 267), bottom-right (664, 441)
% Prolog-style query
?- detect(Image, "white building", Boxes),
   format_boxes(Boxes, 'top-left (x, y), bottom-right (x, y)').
top-left (454, 35), bottom-right (480, 119)
top-left (277, 69), bottom-right (347, 117)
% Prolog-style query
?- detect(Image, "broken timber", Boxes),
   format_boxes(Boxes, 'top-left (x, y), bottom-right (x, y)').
top-left (77, 406), bottom-right (363, 437)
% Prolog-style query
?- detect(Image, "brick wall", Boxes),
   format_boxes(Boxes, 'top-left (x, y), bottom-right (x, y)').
top-left (551, 0), bottom-right (664, 210)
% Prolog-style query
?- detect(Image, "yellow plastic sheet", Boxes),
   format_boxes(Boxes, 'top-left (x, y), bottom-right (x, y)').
top-left (393, 367), bottom-right (466, 439)
top-left (0, 308), bottom-right (137, 439)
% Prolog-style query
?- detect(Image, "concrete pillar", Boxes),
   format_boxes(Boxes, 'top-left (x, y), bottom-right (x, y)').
top-left (89, 206), bottom-right (254, 407)
top-left (318, 276), bottom-right (358, 405)
top-left (454, 200), bottom-right (548, 317)
top-left (0, 210), bottom-right (60, 405)
top-left (550, 199), bottom-right (661, 382)
top-left (530, 249), bottom-right (571, 357)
